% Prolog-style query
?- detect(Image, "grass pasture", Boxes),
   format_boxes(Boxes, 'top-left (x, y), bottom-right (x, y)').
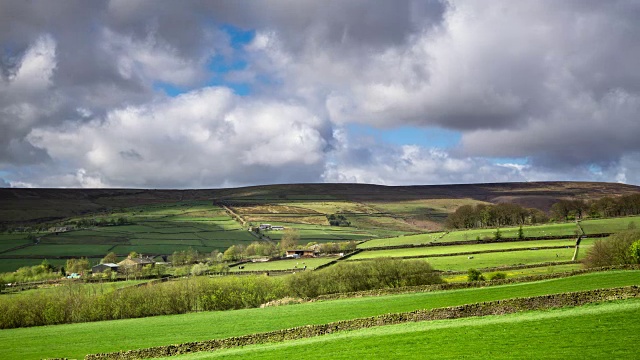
top-left (262, 222), bottom-right (387, 243)
top-left (229, 258), bottom-right (335, 272)
top-left (0, 234), bottom-right (32, 253)
top-left (440, 223), bottom-right (580, 242)
top-left (5, 244), bottom-right (114, 257)
top-left (166, 300), bottom-right (640, 360)
top-left (1, 270), bottom-right (638, 359)
top-left (0, 258), bottom-right (68, 273)
top-left (441, 263), bottom-right (583, 282)
top-left (580, 215), bottom-right (640, 234)
top-left (410, 247), bottom-right (579, 272)
top-left (350, 239), bottom-right (577, 260)
top-left (358, 232), bottom-right (446, 248)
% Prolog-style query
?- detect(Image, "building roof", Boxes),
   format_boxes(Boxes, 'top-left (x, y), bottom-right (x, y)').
top-left (118, 257), bottom-right (154, 266)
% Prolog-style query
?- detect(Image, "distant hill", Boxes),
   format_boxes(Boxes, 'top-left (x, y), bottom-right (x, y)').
top-left (1, 181), bottom-right (638, 224)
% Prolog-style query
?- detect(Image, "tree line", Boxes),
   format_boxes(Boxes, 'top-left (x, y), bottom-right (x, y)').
top-left (445, 203), bottom-right (549, 229)
top-left (447, 193), bottom-right (640, 230)
top-left (551, 194), bottom-right (640, 221)
top-left (0, 258), bottom-right (442, 329)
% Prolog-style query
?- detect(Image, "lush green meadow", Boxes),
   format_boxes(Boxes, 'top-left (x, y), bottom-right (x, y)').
top-left (411, 247), bottom-right (579, 272)
top-left (359, 222), bottom-right (582, 249)
top-left (1, 270), bottom-right (637, 359)
top-left (0, 234), bottom-right (32, 253)
top-left (4, 279), bottom-right (150, 298)
top-left (0, 259), bottom-right (67, 273)
top-left (441, 263), bottom-right (583, 282)
top-left (358, 232), bottom-right (446, 248)
top-left (440, 222), bottom-right (580, 241)
top-left (580, 215), bottom-right (640, 234)
top-left (351, 239), bottom-right (577, 260)
top-left (165, 300), bottom-right (640, 360)
top-left (261, 223), bottom-right (386, 243)
top-left (229, 258), bottom-right (335, 272)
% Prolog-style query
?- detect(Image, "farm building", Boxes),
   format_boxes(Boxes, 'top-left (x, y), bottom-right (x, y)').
top-left (118, 256), bottom-right (155, 269)
top-left (285, 249), bottom-right (318, 258)
top-left (259, 224), bottom-right (272, 230)
top-left (271, 226), bottom-right (285, 230)
top-left (92, 263), bottom-right (119, 273)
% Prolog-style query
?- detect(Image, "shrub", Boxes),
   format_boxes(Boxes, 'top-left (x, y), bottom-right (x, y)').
top-left (629, 240), bottom-right (640, 264)
top-left (583, 229), bottom-right (640, 268)
top-left (467, 268), bottom-right (485, 282)
top-left (288, 258), bottom-right (442, 298)
top-left (489, 272), bottom-right (507, 280)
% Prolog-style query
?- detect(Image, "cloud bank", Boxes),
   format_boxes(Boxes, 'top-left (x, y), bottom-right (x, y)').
top-left (1, 0), bottom-right (639, 187)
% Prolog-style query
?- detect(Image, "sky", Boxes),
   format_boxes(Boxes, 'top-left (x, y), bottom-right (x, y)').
top-left (1, 0), bottom-right (640, 189)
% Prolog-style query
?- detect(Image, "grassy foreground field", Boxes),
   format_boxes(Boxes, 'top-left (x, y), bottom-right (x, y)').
top-left (163, 299), bottom-right (640, 360)
top-left (1, 270), bottom-right (638, 359)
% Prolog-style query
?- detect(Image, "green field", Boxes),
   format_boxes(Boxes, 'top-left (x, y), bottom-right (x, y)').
top-left (0, 234), bottom-right (32, 253)
top-left (359, 222), bottom-right (581, 249)
top-left (4, 279), bottom-right (150, 298)
top-left (439, 222), bottom-right (580, 242)
top-left (358, 232), bottom-right (446, 248)
top-left (409, 247), bottom-right (579, 272)
top-left (351, 239), bottom-right (577, 260)
top-left (1, 270), bottom-right (637, 359)
top-left (6, 244), bottom-right (115, 256)
top-left (442, 263), bottom-right (583, 282)
top-left (164, 300), bottom-right (640, 360)
top-left (0, 203), bottom-right (260, 269)
top-left (229, 258), bottom-right (335, 272)
top-left (580, 215), bottom-right (640, 234)
top-left (0, 259), bottom-right (68, 273)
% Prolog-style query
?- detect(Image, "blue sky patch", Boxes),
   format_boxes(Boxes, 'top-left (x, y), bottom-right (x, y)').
top-left (347, 124), bottom-right (462, 149)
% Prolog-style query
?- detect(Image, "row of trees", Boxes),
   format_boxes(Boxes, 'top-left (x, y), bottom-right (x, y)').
top-left (445, 203), bottom-right (549, 229)
top-left (551, 194), bottom-right (640, 221)
top-left (0, 260), bottom-right (61, 284)
top-left (74, 217), bottom-right (133, 228)
top-left (0, 258), bottom-right (442, 329)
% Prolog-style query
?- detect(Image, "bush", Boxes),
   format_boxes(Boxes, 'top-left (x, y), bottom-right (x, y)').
top-left (489, 272), bottom-right (507, 280)
top-left (0, 275), bottom-right (288, 329)
top-left (629, 240), bottom-right (640, 264)
top-left (288, 258), bottom-right (442, 298)
top-left (583, 229), bottom-right (640, 268)
top-left (467, 268), bottom-right (485, 282)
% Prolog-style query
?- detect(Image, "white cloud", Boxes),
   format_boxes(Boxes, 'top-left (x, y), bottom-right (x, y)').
top-left (8, 34), bottom-right (57, 93)
top-left (3, 1), bottom-right (640, 187)
top-left (102, 28), bottom-right (209, 87)
top-left (26, 87), bottom-right (331, 188)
